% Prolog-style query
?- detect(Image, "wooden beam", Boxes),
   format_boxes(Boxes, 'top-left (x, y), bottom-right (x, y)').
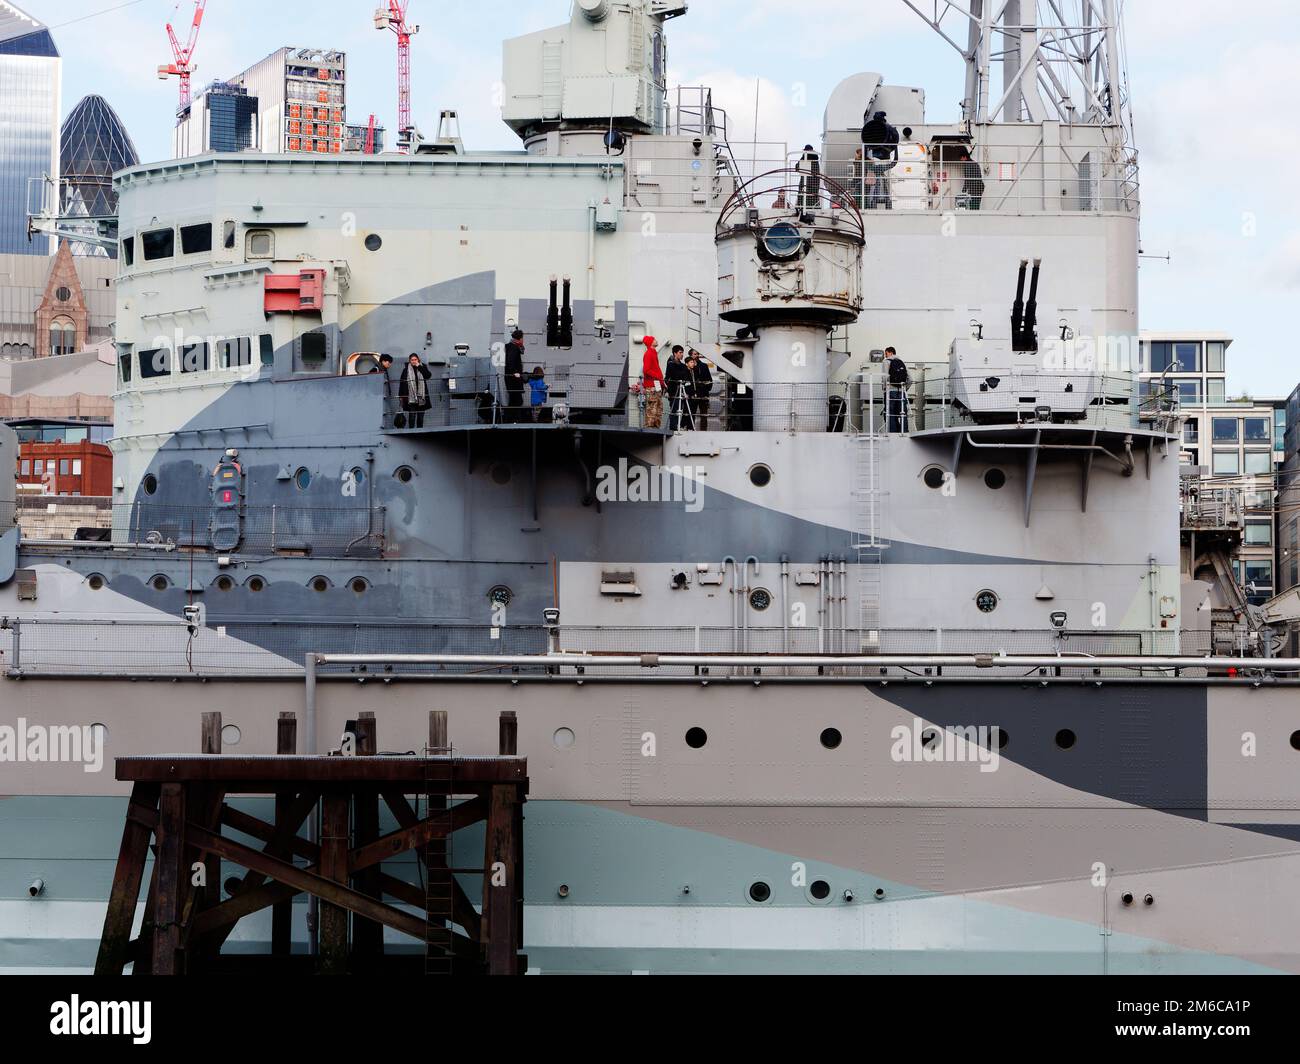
top-left (482, 784), bottom-right (521, 975)
top-left (349, 796), bottom-right (486, 873)
top-left (273, 712), bottom-right (298, 957)
top-left (429, 710), bottom-right (449, 755)
top-left (318, 792), bottom-right (351, 974)
top-left (499, 711), bottom-right (518, 756)
top-left (352, 714), bottom-right (383, 965)
top-left (94, 782), bottom-right (160, 975)
top-left (185, 823), bottom-right (429, 942)
top-left (151, 783), bottom-right (186, 975)
top-left (116, 756), bottom-right (526, 786)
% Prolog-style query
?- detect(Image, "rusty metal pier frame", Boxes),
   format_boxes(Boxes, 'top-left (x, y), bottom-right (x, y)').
top-left (94, 710), bottom-right (527, 976)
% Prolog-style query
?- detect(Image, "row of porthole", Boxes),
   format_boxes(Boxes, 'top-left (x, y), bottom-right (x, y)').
top-left (923, 466), bottom-right (1007, 491)
top-left (89, 574), bottom-right (367, 594)
top-left (139, 465), bottom-right (414, 496)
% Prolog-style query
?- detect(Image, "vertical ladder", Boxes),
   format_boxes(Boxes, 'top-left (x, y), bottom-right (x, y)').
top-left (541, 42), bottom-right (563, 121)
top-left (852, 374), bottom-right (889, 650)
top-left (423, 745), bottom-right (454, 974)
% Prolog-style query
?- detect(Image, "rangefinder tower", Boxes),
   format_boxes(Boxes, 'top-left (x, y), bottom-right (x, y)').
top-left (715, 177), bottom-right (865, 431)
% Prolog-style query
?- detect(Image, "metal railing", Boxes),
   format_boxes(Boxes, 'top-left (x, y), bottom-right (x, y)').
top-left (2, 619), bottom-right (1269, 680)
top-left (1181, 479), bottom-right (1246, 531)
top-left (824, 140), bottom-right (1139, 215)
top-left (15, 499), bottom-right (385, 555)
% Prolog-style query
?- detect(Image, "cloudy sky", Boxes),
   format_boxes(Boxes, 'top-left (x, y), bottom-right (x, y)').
top-left (36, 0), bottom-right (1300, 398)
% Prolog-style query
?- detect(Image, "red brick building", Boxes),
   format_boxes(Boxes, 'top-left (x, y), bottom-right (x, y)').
top-left (16, 439), bottom-right (113, 497)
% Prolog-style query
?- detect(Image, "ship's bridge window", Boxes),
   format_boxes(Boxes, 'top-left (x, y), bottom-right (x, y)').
top-left (297, 331), bottom-right (329, 371)
top-left (259, 334), bottom-right (275, 367)
top-left (218, 337), bottom-right (252, 369)
top-left (138, 347), bottom-right (172, 379)
top-left (180, 223), bottom-right (213, 255)
top-left (141, 227), bottom-right (175, 261)
top-left (180, 342), bottom-right (210, 373)
top-left (222, 221), bottom-right (237, 250)
top-left (246, 229), bottom-right (274, 260)
top-left (117, 344), bottom-right (133, 385)
top-left (121, 236), bottom-right (134, 266)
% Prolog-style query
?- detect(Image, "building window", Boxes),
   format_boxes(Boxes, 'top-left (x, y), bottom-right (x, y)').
top-left (1206, 341), bottom-right (1226, 372)
top-left (20, 460), bottom-right (30, 476)
top-left (1182, 449), bottom-right (1198, 468)
top-left (1213, 451), bottom-right (1239, 475)
top-left (1183, 420), bottom-right (1199, 445)
top-left (1176, 381), bottom-right (1201, 405)
top-left (1244, 451), bottom-right (1273, 475)
top-left (1244, 417), bottom-right (1270, 443)
top-left (1245, 521), bottom-right (1273, 546)
top-left (1213, 418), bottom-right (1239, 443)
top-left (139, 347), bottom-right (172, 379)
top-left (72, 460), bottom-right (82, 475)
top-left (59, 459), bottom-right (70, 475)
top-left (55, 286), bottom-right (71, 302)
top-left (1275, 409), bottom-right (1287, 454)
top-left (1244, 561), bottom-right (1273, 597)
top-left (180, 223), bottom-right (213, 255)
top-left (1173, 342), bottom-right (1200, 372)
top-left (1147, 342), bottom-right (1172, 373)
top-left (49, 319), bottom-right (77, 355)
top-left (141, 228), bottom-right (175, 261)
top-left (1206, 378), bottom-right (1226, 404)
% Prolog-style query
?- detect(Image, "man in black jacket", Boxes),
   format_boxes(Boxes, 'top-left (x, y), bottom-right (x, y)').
top-left (884, 346), bottom-right (911, 433)
top-left (398, 353), bottom-right (433, 429)
top-left (686, 351), bottom-right (713, 431)
top-left (861, 110), bottom-right (899, 210)
top-left (665, 345), bottom-right (692, 432)
top-left (503, 329), bottom-right (526, 423)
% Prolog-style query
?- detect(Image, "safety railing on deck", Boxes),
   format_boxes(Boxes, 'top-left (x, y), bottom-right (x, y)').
top-left (14, 499), bottom-right (385, 555)
top-left (2, 619), bottom-right (1265, 679)
top-left (824, 139), bottom-right (1139, 215)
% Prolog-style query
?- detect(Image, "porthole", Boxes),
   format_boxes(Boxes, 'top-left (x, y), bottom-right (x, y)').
top-left (150, 575), bottom-right (170, 592)
top-left (809, 879), bottom-right (831, 901)
top-left (923, 466), bottom-right (948, 490)
top-left (310, 576), bottom-right (330, 593)
top-left (349, 466), bottom-right (366, 488)
top-left (142, 474), bottom-right (158, 496)
top-left (984, 468), bottom-right (1007, 490)
top-left (996, 728), bottom-right (1009, 749)
top-left (87, 574), bottom-right (106, 591)
top-left (748, 464), bottom-right (773, 487)
top-left (975, 589), bottom-right (999, 614)
top-left (364, 233), bottom-right (383, 252)
top-left (748, 588), bottom-right (772, 611)
top-left (1290, 730), bottom-right (1300, 751)
top-left (490, 463), bottom-right (512, 485)
top-left (1055, 728), bottom-right (1077, 750)
top-left (553, 727), bottom-right (576, 750)
top-left (221, 724), bottom-right (241, 746)
top-left (748, 881), bottom-right (772, 904)
top-left (820, 727), bottom-right (842, 750)
top-left (56, 286), bottom-right (71, 302)
top-left (247, 576), bottom-right (266, 592)
top-left (685, 727), bottom-right (708, 749)
top-left (294, 467), bottom-right (312, 491)
top-left (395, 465), bottom-right (414, 484)
top-left (215, 575), bottom-right (235, 592)
top-left (489, 585), bottom-right (513, 607)
top-left (349, 578), bottom-right (368, 595)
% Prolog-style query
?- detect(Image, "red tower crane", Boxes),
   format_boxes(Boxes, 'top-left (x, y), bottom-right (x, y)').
top-left (158, 0), bottom-right (208, 113)
top-left (374, 2), bottom-right (419, 148)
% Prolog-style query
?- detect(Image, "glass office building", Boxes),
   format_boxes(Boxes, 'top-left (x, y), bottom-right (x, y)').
top-left (59, 94), bottom-right (139, 258)
top-left (0, 2), bottom-right (61, 255)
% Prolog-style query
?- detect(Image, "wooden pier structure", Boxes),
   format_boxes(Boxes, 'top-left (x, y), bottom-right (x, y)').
top-left (95, 710), bottom-right (527, 975)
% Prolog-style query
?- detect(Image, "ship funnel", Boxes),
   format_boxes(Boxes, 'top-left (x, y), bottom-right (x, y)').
top-left (1011, 259), bottom-right (1028, 347)
top-left (546, 277), bottom-right (560, 347)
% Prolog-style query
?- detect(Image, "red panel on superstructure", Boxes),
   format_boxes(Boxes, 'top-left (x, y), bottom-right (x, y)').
top-left (264, 269), bottom-right (326, 313)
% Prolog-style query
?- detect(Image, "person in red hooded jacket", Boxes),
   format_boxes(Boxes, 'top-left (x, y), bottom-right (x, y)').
top-left (641, 335), bottom-right (665, 429)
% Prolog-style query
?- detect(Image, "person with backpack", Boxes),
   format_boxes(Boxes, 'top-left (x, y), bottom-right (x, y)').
top-left (885, 346), bottom-right (912, 433)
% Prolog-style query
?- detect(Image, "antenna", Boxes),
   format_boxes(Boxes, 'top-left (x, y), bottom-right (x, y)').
top-left (158, 0), bottom-right (208, 116)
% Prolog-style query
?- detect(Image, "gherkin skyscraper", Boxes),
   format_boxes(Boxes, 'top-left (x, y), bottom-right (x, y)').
top-left (60, 94), bottom-right (138, 257)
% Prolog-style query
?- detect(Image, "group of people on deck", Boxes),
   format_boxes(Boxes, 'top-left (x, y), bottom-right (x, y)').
top-left (639, 337), bottom-right (714, 432)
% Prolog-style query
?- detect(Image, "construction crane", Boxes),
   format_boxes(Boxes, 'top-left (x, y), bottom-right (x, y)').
top-left (158, 0), bottom-right (208, 114)
top-left (365, 114), bottom-right (377, 155)
top-left (374, 2), bottom-right (419, 148)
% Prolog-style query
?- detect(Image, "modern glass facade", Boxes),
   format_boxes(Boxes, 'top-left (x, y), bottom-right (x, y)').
top-left (0, 4), bottom-right (61, 256)
top-left (60, 95), bottom-right (138, 218)
top-left (207, 88), bottom-right (259, 152)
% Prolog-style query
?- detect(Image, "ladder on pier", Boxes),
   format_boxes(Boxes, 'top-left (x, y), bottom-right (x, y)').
top-left (423, 744), bottom-right (455, 974)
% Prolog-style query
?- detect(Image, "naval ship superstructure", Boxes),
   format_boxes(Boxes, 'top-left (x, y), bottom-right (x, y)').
top-left (2, 0), bottom-right (1299, 974)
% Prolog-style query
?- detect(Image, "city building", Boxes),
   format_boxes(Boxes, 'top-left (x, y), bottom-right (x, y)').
top-left (1277, 384), bottom-right (1300, 598)
top-left (59, 94), bottom-right (139, 257)
top-left (0, 344), bottom-right (115, 419)
top-left (344, 121), bottom-right (385, 154)
top-left (175, 48), bottom-right (346, 157)
top-left (1141, 331), bottom-right (1285, 607)
top-left (0, 1), bottom-right (61, 256)
top-left (0, 242), bottom-right (115, 359)
top-left (16, 434), bottom-right (113, 496)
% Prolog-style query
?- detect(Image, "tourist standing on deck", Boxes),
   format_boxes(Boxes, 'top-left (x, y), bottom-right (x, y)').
top-left (861, 110), bottom-right (899, 210)
top-left (884, 346), bottom-right (912, 433)
top-left (641, 335), bottom-right (666, 429)
top-left (504, 329), bottom-right (526, 423)
top-left (666, 345), bottom-right (692, 432)
top-left (687, 351), bottom-right (713, 431)
top-left (399, 353), bottom-right (433, 429)
top-left (528, 366), bottom-right (549, 422)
